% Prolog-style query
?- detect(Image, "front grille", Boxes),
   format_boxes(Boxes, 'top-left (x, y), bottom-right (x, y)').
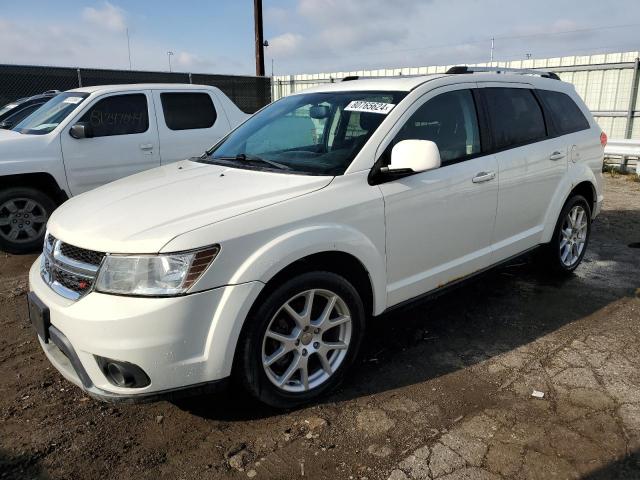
top-left (60, 243), bottom-right (103, 266)
top-left (41, 234), bottom-right (105, 300)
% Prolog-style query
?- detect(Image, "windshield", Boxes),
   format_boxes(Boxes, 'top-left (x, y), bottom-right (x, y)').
top-left (204, 90), bottom-right (407, 175)
top-left (13, 92), bottom-right (90, 135)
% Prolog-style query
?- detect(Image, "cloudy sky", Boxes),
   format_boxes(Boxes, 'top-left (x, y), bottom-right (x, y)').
top-left (0, 0), bottom-right (639, 76)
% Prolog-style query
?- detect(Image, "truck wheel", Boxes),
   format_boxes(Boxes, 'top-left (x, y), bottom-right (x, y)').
top-left (0, 187), bottom-right (56, 254)
top-left (237, 271), bottom-right (365, 408)
top-left (542, 194), bottom-right (591, 275)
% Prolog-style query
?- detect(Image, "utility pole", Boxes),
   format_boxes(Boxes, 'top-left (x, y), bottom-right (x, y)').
top-left (254, 0), bottom-right (265, 76)
top-left (126, 28), bottom-right (132, 69)
top-left (490, 37), bottom-right (494, 64)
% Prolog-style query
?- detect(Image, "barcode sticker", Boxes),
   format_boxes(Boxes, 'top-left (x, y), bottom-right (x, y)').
top-left (344, 101), bottom-right (395, 114)
top-left (63, 97), bottom-right (83, 104)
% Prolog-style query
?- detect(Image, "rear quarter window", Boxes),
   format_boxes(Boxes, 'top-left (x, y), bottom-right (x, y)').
top-left (160, 92), bottom-right (217, 130)
top-left (537, 89), bottom-right (590, 135)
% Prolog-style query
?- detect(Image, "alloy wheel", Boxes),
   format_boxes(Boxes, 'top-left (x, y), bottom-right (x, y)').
top-left (559, 205), bottom-right (588, 267)
top-left (0, 197), bottom-right (48, 244)
top-left (261, 288), bottom-right (352, 393)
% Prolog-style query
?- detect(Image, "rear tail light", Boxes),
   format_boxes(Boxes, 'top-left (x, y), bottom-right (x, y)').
top-left (600, 131), bottom-right (607, 147)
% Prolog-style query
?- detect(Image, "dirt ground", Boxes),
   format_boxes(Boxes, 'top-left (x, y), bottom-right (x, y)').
top-left (1, 175), bottom-right (639, 480)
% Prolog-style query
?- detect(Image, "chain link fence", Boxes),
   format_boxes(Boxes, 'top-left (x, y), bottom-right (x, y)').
top-left (0, 64), bottom-right (271, 113)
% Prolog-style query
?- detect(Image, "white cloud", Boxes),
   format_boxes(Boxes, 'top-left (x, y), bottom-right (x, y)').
top-left (269, 33), bottom-right (304, 57)
top-left (82, 2), bottom-right (127, 32)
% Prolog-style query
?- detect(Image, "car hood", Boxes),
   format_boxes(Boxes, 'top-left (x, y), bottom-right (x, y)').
top-left (48, 160), bottom-right (333, 253)
top-left (0, 128), bottom-right (22, 138)
top-left (0, 128), bottom-right (39, 152)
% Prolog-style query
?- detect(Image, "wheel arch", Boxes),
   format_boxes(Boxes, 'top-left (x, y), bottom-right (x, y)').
top-left (0, 172), bottom-right (68, 205)
top-left (251, 250), bottom-right (375, 320)
top-left (569, 181), bottom-right (596, 215)
top-left (541, 167), bottom-right (598, 243)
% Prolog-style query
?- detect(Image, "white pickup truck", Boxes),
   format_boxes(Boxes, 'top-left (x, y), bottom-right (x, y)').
top-left (0, 84), bottom-right (248, 253)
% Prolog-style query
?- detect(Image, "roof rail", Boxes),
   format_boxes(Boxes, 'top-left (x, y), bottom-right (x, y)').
top-left (341, 73), bottom-right (429, 82)
top-left (446, 65), bottom-right (560, 80)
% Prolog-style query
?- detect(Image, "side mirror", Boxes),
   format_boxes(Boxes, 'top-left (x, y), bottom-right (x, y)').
top-left (0, 120), bottom-right (12, 130)
top-left (383, 139), bottom-right (441, 174)
top-left (69, 122), bottom-right (93, 139)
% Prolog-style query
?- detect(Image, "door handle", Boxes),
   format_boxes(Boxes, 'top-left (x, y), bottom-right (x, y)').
top-left (139, 143), bottom-right (154, 151)
top-left (472, 171), bottom-right (496, 183)
top-left (549, 151), bottom-right (566, 161)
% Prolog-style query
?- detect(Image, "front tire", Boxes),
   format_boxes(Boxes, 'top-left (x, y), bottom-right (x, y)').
top-left (0, 187), bottom-right (55, 254)
top-left (236, 271), bottom-right (365, 408)
top-left (542, 194), bottom-right (592, 275)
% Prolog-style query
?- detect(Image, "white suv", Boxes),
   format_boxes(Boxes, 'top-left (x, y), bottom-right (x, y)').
top-left (28, 67), bottom-right (604, 408)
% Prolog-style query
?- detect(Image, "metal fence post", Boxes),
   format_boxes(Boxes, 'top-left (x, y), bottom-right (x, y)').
top-left (77, 68), bottom-right (82, 87)
top-left (622, 57), bottom-right (640, 173)
top-left (188, 73), bottom-right (193, 84)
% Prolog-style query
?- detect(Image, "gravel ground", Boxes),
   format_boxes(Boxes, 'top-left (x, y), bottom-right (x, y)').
top-left (1, 175), bottom-right (639, 480)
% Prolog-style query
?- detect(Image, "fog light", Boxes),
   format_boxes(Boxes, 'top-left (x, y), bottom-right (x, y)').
top-left (96, 356), bottom-right (150, 388)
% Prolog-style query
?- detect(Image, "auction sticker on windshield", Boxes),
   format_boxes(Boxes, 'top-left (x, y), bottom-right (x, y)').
top-left (344, 101), bottom-right (395, 114)
top-left (62, 97), bottom-right (84, 104)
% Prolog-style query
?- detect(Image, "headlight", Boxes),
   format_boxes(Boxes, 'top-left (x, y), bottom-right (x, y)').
top-left (95, 245), bottom-right (219, 296)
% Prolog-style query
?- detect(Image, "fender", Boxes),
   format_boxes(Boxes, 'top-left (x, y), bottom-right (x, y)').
top-left (226, 223), bottom-right (387, 315)
top-left (541, 162), bottom-right (598, 243)
top-left (0, 131), bottom-right (71, 197)
top-left (193, 224), bottom-right (386, 380)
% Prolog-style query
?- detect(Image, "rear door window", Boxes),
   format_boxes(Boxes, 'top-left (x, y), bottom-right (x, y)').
top-left (482, 88), bottom-right (546, 150)
top-left (160, 92), bottom-right (217, 130)
top-left (79, 94), bottom-right (148, 137)
top-left (537, 90), bottom-right (590, 135)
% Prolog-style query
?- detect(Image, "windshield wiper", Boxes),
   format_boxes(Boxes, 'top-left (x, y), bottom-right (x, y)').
top-left (210, 153), bottom-right (291, 171)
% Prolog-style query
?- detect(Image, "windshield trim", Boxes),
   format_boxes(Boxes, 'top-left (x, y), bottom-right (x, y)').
top-left (199, 157), bottom-right (334, 176)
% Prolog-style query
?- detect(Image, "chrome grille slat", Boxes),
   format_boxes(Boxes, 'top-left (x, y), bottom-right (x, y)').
top-left (41, 234), bottom-right (105, 300)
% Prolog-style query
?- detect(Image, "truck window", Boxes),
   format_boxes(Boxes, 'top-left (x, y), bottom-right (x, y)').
top-left (79, 94), bottom-right (148, 137)
top-left (482, 88), bottom-right (546, 150)
top-left (160, 92), bottom-right (217, 130)
top-left (537, 90), bottom-right (590, 135)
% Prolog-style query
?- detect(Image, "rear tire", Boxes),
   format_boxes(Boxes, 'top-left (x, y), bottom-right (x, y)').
top-left (0, 187), bottom-right (55, 254)
top-left (541, 194), bottom-right (591, 275)
top-left (236, 271), bottom-right (365, 408)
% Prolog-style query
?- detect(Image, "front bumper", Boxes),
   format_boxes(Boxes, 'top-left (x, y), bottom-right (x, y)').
top-left (29, 257), bottom-right (263, 401)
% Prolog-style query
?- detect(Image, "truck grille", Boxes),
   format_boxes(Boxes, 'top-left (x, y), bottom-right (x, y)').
top-left (41, 234), bottom-right (105, 300)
